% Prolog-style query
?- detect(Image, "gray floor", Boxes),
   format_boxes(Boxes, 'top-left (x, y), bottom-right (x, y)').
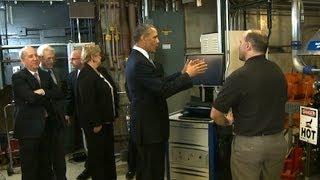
top-left (0, 157), bottom-right (133, 180)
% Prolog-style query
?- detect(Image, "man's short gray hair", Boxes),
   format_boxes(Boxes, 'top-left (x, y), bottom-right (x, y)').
top-left (19, 46), bottom-right (34, 60)
top-left (37, 44), bottom-right (55, 57)
top-left (133, 23), bottom-right (155, 44)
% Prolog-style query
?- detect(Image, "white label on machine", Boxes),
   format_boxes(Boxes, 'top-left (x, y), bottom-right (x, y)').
top-left (162, 43), bottom-right (171, 50)
top-left (300, 106), bottom-right (318, 145)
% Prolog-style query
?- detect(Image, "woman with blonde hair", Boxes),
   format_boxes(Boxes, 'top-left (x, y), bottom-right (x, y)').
top-left (77, 44), bottom-right (117, 179)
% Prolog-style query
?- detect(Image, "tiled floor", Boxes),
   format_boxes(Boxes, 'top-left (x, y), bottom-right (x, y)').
top-left (0, 158), bottom-right (132, 180)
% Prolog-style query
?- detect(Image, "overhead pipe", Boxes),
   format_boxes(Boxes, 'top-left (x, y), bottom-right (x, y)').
top-left (291, 0), bottom-right (320, 73)
top-left (143, 0), bottom-right (149, 21)
top-left (217, 0), bottom-right (222, 53)
top-left (165, 0), bottom-right (169, 12)
top-left (120, 0), bottom-right (130, 58)
top-left (128, 1), bottom-right (136, 46)
top-left (225, 0), bottom-right (230, 78)
top-left (151, 0), bottom-right (155, 11)
top-left (76, 18), bottom-right (81, 43)
top-left (267, 0), bottom-right (272, 45)
top-left (175, 0), bottom-right (179, 11)
top-left (172, 0), bottom-right (176, 12)
top-left (104, 0), bottom-right (114, 70)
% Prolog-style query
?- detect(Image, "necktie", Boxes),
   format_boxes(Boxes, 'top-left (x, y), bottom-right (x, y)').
top-left (34, 72), bottom-right (41, 84)
top-left (49, 69), bottom-right (58, 85)
top-left (149, 59), bottom-right (155, 67)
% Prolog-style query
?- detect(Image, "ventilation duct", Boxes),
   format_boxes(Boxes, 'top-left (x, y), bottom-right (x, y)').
top-left (291, 0), bottom-right (320, 74)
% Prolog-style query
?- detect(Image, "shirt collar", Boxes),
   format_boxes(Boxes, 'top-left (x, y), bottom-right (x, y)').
top-left (28, 69), bottom-right (39, 76)
top-left (40, 66), bottom-right (51, 72)
top-left (245, 54), bottom-right (266, 65)
top-left (133, 45), bottom-right (149, 60)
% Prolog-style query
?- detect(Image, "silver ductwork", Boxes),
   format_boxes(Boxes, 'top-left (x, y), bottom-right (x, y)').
top-left (291, 0), bottom-right (320, 74)
top-left (292, 0), bottom-right (305, 72)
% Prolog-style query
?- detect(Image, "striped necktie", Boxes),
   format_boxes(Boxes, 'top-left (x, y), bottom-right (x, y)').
top-left (34, 72), bottom-right (41, 84)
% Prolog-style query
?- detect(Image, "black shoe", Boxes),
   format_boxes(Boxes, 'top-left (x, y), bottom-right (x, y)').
top-left (77, 169), bottom-right (90, 180)
top-left (126, 171), bottom-right (135, 179)
top-left (72, 152), bottom-right (87, 162)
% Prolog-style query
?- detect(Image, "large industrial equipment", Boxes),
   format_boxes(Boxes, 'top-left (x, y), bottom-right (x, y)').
top-left (169, 112), bottom-right (216, 180)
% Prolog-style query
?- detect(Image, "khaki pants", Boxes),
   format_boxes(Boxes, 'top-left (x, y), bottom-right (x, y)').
top-left (231, 132), bottom-right (287, 180)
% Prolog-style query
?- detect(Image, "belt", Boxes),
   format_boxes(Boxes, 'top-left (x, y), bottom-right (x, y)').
top-left (237, 131), bottom-right (282, 137)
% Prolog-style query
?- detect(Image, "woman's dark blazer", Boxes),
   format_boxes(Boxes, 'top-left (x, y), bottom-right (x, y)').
top-left (77, 63), bottom-right (115, 129)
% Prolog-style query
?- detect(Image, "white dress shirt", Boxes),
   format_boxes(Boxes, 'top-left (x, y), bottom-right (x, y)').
top-left (133, 45), bottom-right (155, 67)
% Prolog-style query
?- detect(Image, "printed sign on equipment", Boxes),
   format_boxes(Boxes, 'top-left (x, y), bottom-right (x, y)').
top-left (300, 106), bottom-right (318, 145)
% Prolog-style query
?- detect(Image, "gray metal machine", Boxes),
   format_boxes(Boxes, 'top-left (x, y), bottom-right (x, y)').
top-left (169, 112), bottom-right (216, 180)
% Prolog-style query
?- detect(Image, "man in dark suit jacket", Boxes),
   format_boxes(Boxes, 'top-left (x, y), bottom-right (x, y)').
top-left (12, 46), bottom-right (63, 180)
top-left (125, 24), bottom-right (207, 180)
top-left (37, 44), bottom-right (67, 180)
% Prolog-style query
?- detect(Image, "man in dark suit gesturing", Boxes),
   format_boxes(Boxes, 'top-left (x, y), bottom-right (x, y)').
top-left (125, 24), bottom-right (207, 180)
top-left (12, 46), bottom-right (63, 180)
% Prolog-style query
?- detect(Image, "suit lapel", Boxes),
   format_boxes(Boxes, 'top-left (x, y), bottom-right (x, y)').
top-left (133, 49), bottom-right (156, 69)
top-left (72, 70), bottom-right (78, 97)
top-left (52, 69), bottom-right (60, 86)
top-left (38, 70), bottom-right (47, 88)
top-left (23, 68), bottom-right (41, 89)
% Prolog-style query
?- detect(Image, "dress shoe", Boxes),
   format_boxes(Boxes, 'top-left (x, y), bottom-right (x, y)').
top-left (76, 168), bottom-right (90, 180)
top-left (72, 152), bottom-right (87, 162)
top-left (126, 171), bottom-right (135, 179)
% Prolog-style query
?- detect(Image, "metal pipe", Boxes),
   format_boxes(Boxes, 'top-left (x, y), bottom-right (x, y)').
top-left (243, 10), bottom-right (247, 30)
top-left (151, 0), bottom-right (155, 11)
top-left (291, 0), bottom-right (316, 74)
top-left (120, 0), bottom-right (130, 57)
top-left (231, 0), bottom-right (267, 10)
top-left (217, 0), bottom-right (222, 53)
top-left (144, 0), bottom-right (148, 20)
top-left (128, 1), bottom-right (136, 46)
top-left (175, 0), bottom-right (179, 11)
top-left (76, 18), bottom-right (81, 43)
top-left (238, 12), bottom-right (240, 30)
top-left (8, 5), bottom-right (13, 25)
top-left (4, 3), bottom-right (9, 45)
top-left (165, 0), bottom-right (169, 12)
top-left (301, 0), bottom-right (304, 23)
top-left (87, 19), bottom-right (92, 41)
top-left (231, 14), bottom-right (235, 30)
top-left (172, 0), bottom-right (176, 12)
top-left (110, 0), bottom-right (116, 64)
top-left (105, 0), bottom-right (114, 70)
top-left (69, 19), bottom-right (74, 42)
top-left (256, 8), bottom-right (261, 30)
top-left (225, 0), bottom-right (230, 78)
top-left (267, 0), bottom-right (272, 44)
top-left (115, 31), bottom-right (120, 70)
top-left (1, 43), bottom-right (68, 49)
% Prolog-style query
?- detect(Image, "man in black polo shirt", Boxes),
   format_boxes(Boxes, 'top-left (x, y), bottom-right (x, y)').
top-left (211, 30), bottom-right (287, 180)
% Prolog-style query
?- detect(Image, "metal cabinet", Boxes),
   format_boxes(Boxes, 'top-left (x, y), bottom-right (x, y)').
top-left (169, 112), bottom-right (216, 180)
